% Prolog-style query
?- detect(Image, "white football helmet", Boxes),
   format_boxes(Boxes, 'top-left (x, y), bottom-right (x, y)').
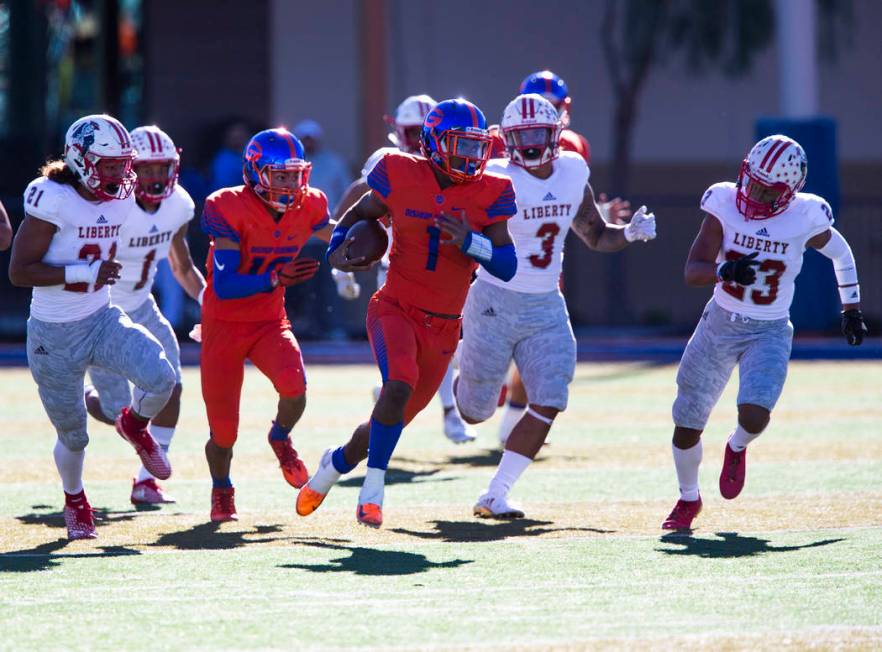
top-left (736, 135), bottom-right (807, 220)
top-left (386, 94), bottom-right (437, 153)
top-left (500, 93), bottom-right (562, 169)
top-left (131, 126), bottom-right (180, 201)
top-left (63, 114), bottom-right (136, 201)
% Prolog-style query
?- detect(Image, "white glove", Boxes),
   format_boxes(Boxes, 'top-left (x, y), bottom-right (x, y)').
top-left (624, 205), bottom-right (656, 242)
top-left (189, 323), bottom-right (202, 343)
top-left (64, 259), bottom-right (103, 288)
top-left (331, 268), bottom-right (361, 300)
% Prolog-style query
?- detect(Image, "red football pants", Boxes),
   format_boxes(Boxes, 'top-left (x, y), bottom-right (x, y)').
top-left (201, 317), bottom-right (306, 447)
top-left (366, 293), bottom-right (460, 425)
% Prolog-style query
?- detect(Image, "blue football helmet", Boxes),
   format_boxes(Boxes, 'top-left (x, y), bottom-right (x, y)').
top-left (519, 71), bottom-right (571, 124)
top-left (242, 128), bottom-right (312, 211)
top-left (420, 99), bottom-right (492, 183)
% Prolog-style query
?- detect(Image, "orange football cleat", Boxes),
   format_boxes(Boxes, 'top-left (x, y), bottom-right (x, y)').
top-left (356, 503), bottom-right (383, 528)
top-left (296, 486), bottom-right (327, 517)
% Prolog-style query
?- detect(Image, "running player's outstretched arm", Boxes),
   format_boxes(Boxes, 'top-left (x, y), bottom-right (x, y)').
top-left (0, 200), bottom-right (11, 250)
top-left (683, 213), bottom-right (726, 287)
top-left (571, 182), bottom-right (656, 252)
top-left (808, 227), bottom-right (868, 345)
top-left (9, 215), bottom-right (120, 288)
top-left (168, 224), bottom-right (206, 303)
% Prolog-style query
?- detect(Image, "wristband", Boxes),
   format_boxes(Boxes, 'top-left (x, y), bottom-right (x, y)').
top-left (839, 284), bottom-right (860, 304)
top-left (64, 263), bottom-right (94, 285)
top-left (326, 223), bottom-right (351, 262)
top-left (461, 232), bottom-right (493, 262)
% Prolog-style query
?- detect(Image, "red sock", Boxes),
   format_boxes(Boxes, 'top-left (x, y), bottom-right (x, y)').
top-left (64, 489), bottom-right (86, 506)
top-left (123, 407), bottom-right (148, 430)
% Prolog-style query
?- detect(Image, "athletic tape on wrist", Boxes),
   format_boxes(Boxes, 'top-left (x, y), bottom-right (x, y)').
top-left (463, 232), bottom-right (493, 262)
top-left (64, 263), bottom-right (93, 285)
top-left (839, 284), bottom-right (860, 304)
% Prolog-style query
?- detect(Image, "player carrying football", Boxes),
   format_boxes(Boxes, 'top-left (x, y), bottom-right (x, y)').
top-left (330, 94), bottom-right (479, 444)
top-left (9, 114), bottom-right (177, 539)
top-left (84, 125), bottom-right (205, 505)
top-left (662, 135), bottom-right (868, 530)
top-left (200, 127), bottom-right (335, 522)
top-left (457, 94), bottom-right (657, 518)
top-left (297, 98), bottom-right (518, 527)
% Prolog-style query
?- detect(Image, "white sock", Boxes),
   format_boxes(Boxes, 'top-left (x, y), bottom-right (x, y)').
top-left (497, 403), bottom-right (526, 445)
top-left (437, 363), bottom-right (455, 410)
top-left (728, 424), bottom-right (762, 452)
top-left (359, 467), bottom-right (386, 505)
top-left (54, 439), bottom-right (85, 495)
top-left (309, 452), bottom-right (342, 495)
top-left (136, 425), bottom-right (174, 482)
top-left (487, 449), bottom-right (532, 497)
top-left (672, 441), bottom-right (702, 502)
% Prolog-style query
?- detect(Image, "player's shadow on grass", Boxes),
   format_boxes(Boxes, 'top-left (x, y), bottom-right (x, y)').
top-left (151, 522), bottom-right (287, 551)
top-left (395, 449), bottom-right (502, 469)
top-left (392, 519), bottom-right (614, 543)
top-left (279, 539), bottom-right (472, 576)
top-left (339, 467), bottom-right (454, 487)
top-left (657, 531), bottom-right (844, 559)
top-left (16, 505), bottom-right (157, 530)
top-left (0, 539), bottom-right (140, 573)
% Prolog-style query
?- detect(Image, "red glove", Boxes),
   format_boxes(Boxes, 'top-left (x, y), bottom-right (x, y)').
top-left (271, 258), bottom-right (320, 287)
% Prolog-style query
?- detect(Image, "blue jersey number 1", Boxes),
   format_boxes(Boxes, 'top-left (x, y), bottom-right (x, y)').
top-left (425, 226), bottom-right (441, 271)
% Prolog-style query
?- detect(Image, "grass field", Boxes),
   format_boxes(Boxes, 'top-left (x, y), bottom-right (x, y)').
top-left (1, 361), bottom-right (881, 650)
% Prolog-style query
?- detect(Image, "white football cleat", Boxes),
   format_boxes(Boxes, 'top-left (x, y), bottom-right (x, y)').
top-left (473, 493), bottom-right (525, 519)
top-left (444, 409), bottom-right (476, 444)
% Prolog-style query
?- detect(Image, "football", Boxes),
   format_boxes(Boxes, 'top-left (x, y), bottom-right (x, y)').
top-left (344, 220), bottom-right (389, 264)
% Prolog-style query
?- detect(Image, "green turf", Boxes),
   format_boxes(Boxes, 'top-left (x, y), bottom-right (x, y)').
top-left (1, 362), bottom-right (881, 650)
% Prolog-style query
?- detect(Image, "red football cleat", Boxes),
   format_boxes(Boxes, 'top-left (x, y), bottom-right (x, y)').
top-left (210, 487), bottom-right (238, 522)
top-left (268, 436), bottom-right (309, 488)
top-left (115, 407), bottom-right (171, 480)
top-left (131, 478), bottom-right (175, 505)
top-left (356, 503), bottom-right (383, 528)
top-left (64, 494), bottom-right (97, 540)
top-left (661, 497), bottom-right (702, 530)
top-left (719, 443), bottom-right (747, 500)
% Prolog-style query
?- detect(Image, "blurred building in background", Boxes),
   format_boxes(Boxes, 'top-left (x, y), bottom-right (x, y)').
top-left (0, 0), bottom-right (879, 338)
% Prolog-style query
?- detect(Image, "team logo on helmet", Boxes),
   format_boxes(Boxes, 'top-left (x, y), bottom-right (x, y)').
top-left (70, 120), bottom-right (101, 154)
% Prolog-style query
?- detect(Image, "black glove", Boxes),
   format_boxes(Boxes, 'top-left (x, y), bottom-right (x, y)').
top-left (841, 308), bottom-right (868, 346)
top-left (718, 251), bottom-right (761, 285)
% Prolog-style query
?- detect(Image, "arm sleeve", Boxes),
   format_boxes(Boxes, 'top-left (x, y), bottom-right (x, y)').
top-left (201, 199), bottom-right (240, 242)
top-left (211, 249), bottom-right (273, 299)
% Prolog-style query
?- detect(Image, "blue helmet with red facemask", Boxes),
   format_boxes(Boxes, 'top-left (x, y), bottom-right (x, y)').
top-left (242, 128), bottom-right (312, 212)
top-left (420, 99), bottom-right (492, 183)
top-left (519, 70), bottom-right (571, 125)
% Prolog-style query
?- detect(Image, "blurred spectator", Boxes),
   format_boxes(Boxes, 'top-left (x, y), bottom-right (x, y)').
top-left (294, 119), bottom-right (351, 210)
top-left (210, 119), bottom-right (251, 191)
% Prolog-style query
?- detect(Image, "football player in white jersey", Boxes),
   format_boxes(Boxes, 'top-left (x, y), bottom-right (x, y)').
top-left (330, 94), bottom-right (479, 444)
top-left (452, 94), bottom-right (657, 518)
top-left (8, 115), bottom-right (177, 540)
top-left (662, 135), bottom-right (868, 530)
top-left (84, 125), bottom-right (205, 505)
top-left (0, 199), bottom-right (11, 250)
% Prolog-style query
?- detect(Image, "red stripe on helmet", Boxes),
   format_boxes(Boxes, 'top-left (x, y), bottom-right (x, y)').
top-left (529, 98), bottom-right (535, 118)
top-left (765, 140), bottom-right (789, 172)
top-left (109, 120), bottom-right (128, 148)
top-left (545, 77), bottom-right (552, 94)
top-left (759, 139), bottom-right (783, 171)
top-left (521, 96), bottom-right (527, 117)
top-left (148, 131), bottom-right (158, 153)
top-left (466, 103), bottom-right (479, 128)
top-left (282, 131), bottom-right (298, 159)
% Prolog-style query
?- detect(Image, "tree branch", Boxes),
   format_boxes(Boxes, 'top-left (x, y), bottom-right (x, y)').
top-left (601, 0), bottom-right (624, 96)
